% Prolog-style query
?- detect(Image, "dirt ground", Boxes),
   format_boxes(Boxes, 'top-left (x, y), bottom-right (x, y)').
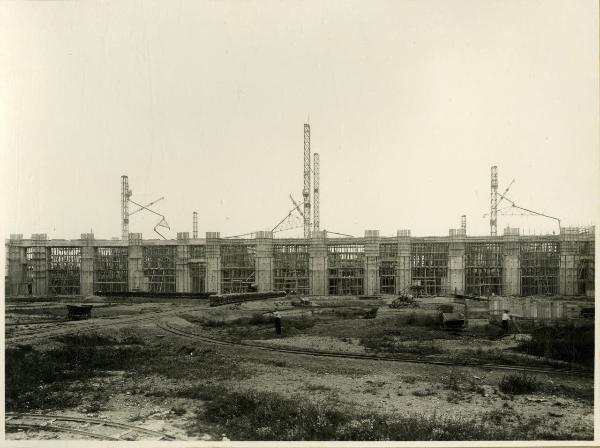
top-left (5, 295), bottom-right (594, 441)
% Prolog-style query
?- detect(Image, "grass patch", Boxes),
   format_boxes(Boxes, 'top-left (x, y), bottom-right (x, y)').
top-left (191, 386), bottom-right (588, 440)
top-left (516, 323), bottom-right (594, 366)
top-left (305, 384), bottom-right (333, 392)
top-left (412, 388), bottom-right (437, 397)
top-left (361, 335), bottom-right (441, 355)
top-left (498, 373), bottom-right (540, 395)
top-left (5, 331), bottom-right (246, 412)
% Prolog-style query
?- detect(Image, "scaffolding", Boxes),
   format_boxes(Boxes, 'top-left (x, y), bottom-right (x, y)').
top-left (576, 241), bottom-right (595, 295)
top-left (142, 246), bottom-right (176, 293)
top-left (411, 242), bottom-right (448, 295)
top-left (189, 245), bottom-right (206, 293)
top-left (24, 247), bottom-right (34, 294)
top-left (379, 242), bottom-right (397, 294)
top-left (221, 244), bottom-right (256, 293)
top-left (95, 247), bottom-right (128, 293)
top-left (520, 241), bottom-right (559, 295)
top-left (328, 243), bottom-right (364, 295)
top-left (48, 247), bottom-right (81, 295)
top-left (465, 242), bottom-right (503, 296)
top-left (273, 243), bottom-right (310, 294)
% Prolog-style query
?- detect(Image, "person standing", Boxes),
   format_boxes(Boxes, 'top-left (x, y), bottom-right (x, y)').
top-left (501, 309), bottom-right (511, 334)
top-left (273, 311), bottom-right (282, 335)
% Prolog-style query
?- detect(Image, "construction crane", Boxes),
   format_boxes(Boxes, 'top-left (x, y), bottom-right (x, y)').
top-left (128, 198), bottom-right (171, 239)
top-left (483, 168), bottom-right (560, 232)
top-left (121, 176), bottom-right (170, 240)
top-left (271, 195), bottom-right (305, 234)
top-left (129, 197), bottom-right (164, 216)
top-left (303, 124), bottom-right (311, 238)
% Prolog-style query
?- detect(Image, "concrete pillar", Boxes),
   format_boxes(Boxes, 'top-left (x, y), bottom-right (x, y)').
top-left (206, 232), bottom-right (221, 294)
top-left (395, 230), bottom-right (411, 294)
top-left (559, 231), bottom-right (577, 295)
top-left (31, 234), bottom-right (48, 296)
top-left (80, 233), bottom-right (95, 296)
top-left (309, 230), bottom-right (328, 296)
top-left (6, 234), bottom-right (25, 296)
top-left (448, 236), bottom-right (465, 295)
top-left (502, 231), bottom-right (520, 296)
top-left (128, 233), bottom-right (145, 292)
top-left (176, 232), bottom-right (191, 293)
top-left (364, 230), bottom-right (379, 295)
top-left (255, 231), bottom-right (274, 292)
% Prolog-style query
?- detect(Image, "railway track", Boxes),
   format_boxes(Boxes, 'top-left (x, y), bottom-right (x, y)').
top-left (155, 321), bottom-right (593, 377)
top-left (5, 413), bottom-right (176, 441)
top-left (6, 305), bottom-right (210, 344)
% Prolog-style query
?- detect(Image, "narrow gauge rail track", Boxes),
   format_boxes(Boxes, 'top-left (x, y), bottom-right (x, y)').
top-left (5, 413), bottom-right (176, 441)
top-left (6, 319), bottom-right (68, 327)
top-left (155, 321), bottom-right (593, 378)
top-left (6, 306), bottom-right (211, 344)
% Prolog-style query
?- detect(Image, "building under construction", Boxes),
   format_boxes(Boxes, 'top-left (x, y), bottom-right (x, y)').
top-left (4, 125), bottom-right (596, 299)
top-left (5, 226), bottom-right (595, 298)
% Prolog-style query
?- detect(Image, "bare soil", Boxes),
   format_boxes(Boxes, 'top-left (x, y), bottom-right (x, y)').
top-left (5, 295), bottom-right (594, 441)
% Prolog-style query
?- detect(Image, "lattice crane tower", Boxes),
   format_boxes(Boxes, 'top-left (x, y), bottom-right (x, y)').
top-left (490, 165), bottom-right (498, 236)
top-left (121, 175), bottom-right (132, 241)
top-left (313, 153), bottom-right (320, 233)
top-left (303, 124), bottom-right (312, 238)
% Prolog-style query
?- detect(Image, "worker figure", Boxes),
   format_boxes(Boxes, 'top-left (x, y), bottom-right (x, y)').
top-left (273, 311), bottom-right (282, 335)
top-left (501, 309), bottom-right (511, 335)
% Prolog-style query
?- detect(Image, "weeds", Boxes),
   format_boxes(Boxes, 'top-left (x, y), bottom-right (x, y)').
top-left (305, 384), bottom-right (333, 392)
top-left (517, 323), bottom-right (594, 365)
top-left (361, 336), bottom-right (441, 355)
top-left (442, 370), bottom-right (462, 391)
top-left (403, 375), bottom-right (418, 384)
top-left (498, 373), bottom-right (540, 395)
top-left (192, 386), bottom-right (587, 440)
top-left (412, 388), bottom-right (437, 397)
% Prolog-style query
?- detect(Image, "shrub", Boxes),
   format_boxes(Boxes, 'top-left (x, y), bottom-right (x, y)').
top-left (287, 315), bottom-right (316, 330)
top-left (517, 323), bottom-right (594, 365)
top-left (498, 373), bottom-right (540, 395)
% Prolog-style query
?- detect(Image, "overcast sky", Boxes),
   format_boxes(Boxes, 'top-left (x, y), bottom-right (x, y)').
top-left (1, 0), bottom-right (598, 240)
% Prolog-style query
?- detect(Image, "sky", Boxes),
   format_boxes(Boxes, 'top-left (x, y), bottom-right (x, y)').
top-left (1, 0), bottom-right (598, 240)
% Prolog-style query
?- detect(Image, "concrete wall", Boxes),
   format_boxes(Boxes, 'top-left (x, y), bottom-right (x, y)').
top-left (205, 232), bottom-right (221, 294)
top-left (448, 237), bottom-right (465, 295)
top-left (255, 231), bottom-right (274, 292)
top-left (128, 233), bottom-right (145, 292)
top-left (309, 230), bottom-right (328, 295)
top-left (364, 230), bottom-right (379, 296)
top-left (80, 233), bottom-right (95, 296)
top-left (176, 233), bottom-right (191, 293)
top-left (395, 231), bottom-right (411, 294)
top-left (502, 235), bottom-right (520, 296)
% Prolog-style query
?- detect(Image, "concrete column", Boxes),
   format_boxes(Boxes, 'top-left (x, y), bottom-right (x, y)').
top-left (206, 232), bottom-right (221, 294)
top-left (448, 236), bottom-right (465, 295)
top-left (6, 234), bottom-right (25, 296)
top-left (255, 231), bottom-right (274, 292)
top-left (559, 231), bottom-right (577, 296)
top-left (395, 230), bottom-right (411, 294)
top-left (31, 234), bottom-right (48, 296)
top-left (502, 231), bottom-right (520, 296)
top-left (364, 230), bottom-right (380, 296)
top-left (309, 230), bottom-right (328, 296)
top-left (80, 233), bottom-right (95, 296)
top-left (128, 233), bottom-right (145, 292)
top-left (176, 232), bottom-right (191, 293)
